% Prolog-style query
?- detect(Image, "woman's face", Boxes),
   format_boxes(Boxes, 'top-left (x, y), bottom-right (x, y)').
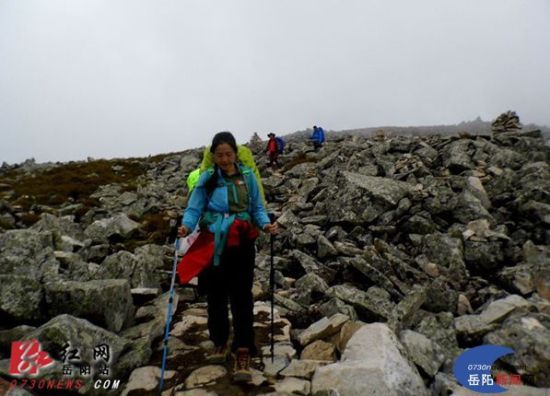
top-left (213, 143), bottom-right (237, 173)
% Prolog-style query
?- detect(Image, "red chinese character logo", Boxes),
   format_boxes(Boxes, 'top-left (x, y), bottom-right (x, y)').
top-left (9, 339), bottom-right (54, 377)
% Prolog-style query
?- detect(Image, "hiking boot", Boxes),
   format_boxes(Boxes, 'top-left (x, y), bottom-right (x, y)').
top-left (206, 345), bottom-right (228, 364)
top-left (232, 347), bottom-right (252, 383)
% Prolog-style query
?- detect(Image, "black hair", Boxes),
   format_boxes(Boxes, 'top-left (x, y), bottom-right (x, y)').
top-left (210, 131), bottom-right (237, 153)
top-left (204, 131), bottom-right (238, 195)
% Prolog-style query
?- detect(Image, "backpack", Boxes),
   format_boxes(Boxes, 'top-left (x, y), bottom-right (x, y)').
top-left (196, 145), bottom-right (266, 204)
top-left (186, 168), bottom-right (201, 192)
top-left (275, 137), bottom-right (285, 154)
top-left (318, 127), bottom-right (325, 143)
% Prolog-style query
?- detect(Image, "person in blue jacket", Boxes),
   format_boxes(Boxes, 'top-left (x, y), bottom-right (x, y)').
top-left (310, 125), bottom-right (325, 150)
top-left (178, 131), bottom-right (277, 382)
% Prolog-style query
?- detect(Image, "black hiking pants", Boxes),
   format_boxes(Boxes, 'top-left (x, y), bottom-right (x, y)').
top-left (199, 239), bottom-right (257, 355)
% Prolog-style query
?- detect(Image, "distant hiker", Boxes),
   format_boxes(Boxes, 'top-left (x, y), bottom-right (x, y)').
top-left (177, 131), bottom-right (278, 382)
top-left (265, 132), bottom-right (280, 167)
top-left (310, 125), bottom-right (325, 150)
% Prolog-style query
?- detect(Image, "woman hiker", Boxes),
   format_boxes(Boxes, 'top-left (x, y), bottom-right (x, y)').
top-left (265, 132), bottom-right (280, 168)
top-left (177, 131), bottom-right (278, 382)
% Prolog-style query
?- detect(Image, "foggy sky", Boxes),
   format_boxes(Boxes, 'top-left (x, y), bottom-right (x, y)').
top-left (1, 0), bottom-right (549, 164)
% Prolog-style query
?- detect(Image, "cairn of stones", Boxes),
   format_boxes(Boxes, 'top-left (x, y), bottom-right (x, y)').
top-left (492, 111), bottom-right (522, 133)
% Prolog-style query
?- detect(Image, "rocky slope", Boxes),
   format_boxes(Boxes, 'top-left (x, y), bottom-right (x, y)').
top-left (0, 120), bottom-right (548, 395)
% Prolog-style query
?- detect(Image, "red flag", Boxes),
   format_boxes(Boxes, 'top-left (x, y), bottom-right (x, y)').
top-left (177, 231), bottom-right (215, 284)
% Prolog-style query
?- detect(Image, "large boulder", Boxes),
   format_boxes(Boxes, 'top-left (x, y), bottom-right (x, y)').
top-left (484, 314), bottom-right (550, 387)
top-left (30, 213), bottom-right (86, 243)
top-left (450, 190), bottom-right (493, 224)
top-left (311, 323), bottom-right (429, 396)
top-left (454, 295), bottom-right (532, 339)
top-left (342, 171), bottom-right (414, 206)
top-left (399, 329), bottom-right (446, 377)
top-left (415, 312), bottom-right (461, 363)
top-left (20, 314), bottom-right (130, 378)
top-left (326, 284), bottom-right (395, 321)
top-left (422, 233), bottom-right (467, 288)
top-left (0, 230), bottom-right (59, 282)
top-left (0, 275), bottom-right (43, 323)
top-left (84, 213), bottom-right (140, 243)
top-left (44, 279), bottom-right (134, 332)
top-left (94, 245), bottom-right (164, 289)
top-left (297, 313), bottom-right (349, 347)
top-left (444, 140), bottom-right (474, 173)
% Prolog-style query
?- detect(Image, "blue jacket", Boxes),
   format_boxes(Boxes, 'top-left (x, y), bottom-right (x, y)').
top-left (182, 164), bottom-right (270, 233)
top-left (311, 127), bottom-right (325, 144)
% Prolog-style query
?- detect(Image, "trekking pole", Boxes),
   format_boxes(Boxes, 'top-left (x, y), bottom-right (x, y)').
top-left (159, 236), bottom-right (180, 392)
top-left (268, 213), bottom-right (276, 363)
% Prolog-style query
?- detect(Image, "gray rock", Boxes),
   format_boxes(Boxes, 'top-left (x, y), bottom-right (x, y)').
top-left (523, 242), bottom-right (550, 300)
top-left (84, 213), bottom-right (140, 243)
top-left (388, 285), bottom-right (428, 333)
top-left (311, 323), bottom-right (429, 396)
top-left (0, 213), bottom-right (16, 229)
top-left (455, 295), bottom-right (533, 338)
top-left (464, 240), bottom-right (504, 271)
top-left (0, 230), bottom-right (59, 282)
top-left (184, 365), bottom-right (227, 389)
top-left (402, 213), bottom-right (437, 235)
top-left (300, 177), bottom-right (320, 200)
top-left (276, 210), bottom-right (301, 229)
top-left (430, 372), bottom-right (461, 395)
top-left (400, 329), bottom-right (446, 377)
top-left (302, 215), bottom-right (328, 226)
top-left (424, 277), bottom-right (458, 314)
top-left (280, 359), bottom-right (327, 379)
top-left (317, 234), bottom-right (337, 258)
top-left (44, 279), bottom-right (134, 333)
top-left (348, 256), bottom-right (401, 298)
top-left (295, 273), bottom-right (329, 294)
top-left (274, 294), bottom-right (307, 314)
top-left (290, 250), bottom-right (321, 274)
top-left (333, 241), bottom-right (363, 256)
top-left (319, 298), bottom-right (358, 321)
top-left (342, 171), bottom-right (414, 206)
top-left (0, 325), bottom-right (36, 353)
top-left (285, 162), bottom-right (318, 178)
top-left (23, 314), bottom-right (130, 377)
top-left (0, 275), bottom-right (43, 322)
top-left (274, 377), bottom-right (311, 395)
top-left (263, 354), bottom-right (291, 377)
top-left (451, 190), bottom-right (493, 223)
top-left (293, 229), bottom-right (317, 246)
top-left (415, 312), bottom-right (461, 363)
top-left (55, 251), bottom-right (92, 281)
top-left (121, 366), bottom-right (176, 396)
top-left (78, 244), bottom-right (110, 263)
top-left (422, 233), bottom-right (467, 288)
top-left (30, 213), bottom-right (86, 242)
top-left (326, 285), bottom-right (395, 321)
top-left (301, 340), bottom-right (336, 362)
top-left (94, 247), bottom-right (163, 289)
top-left (520, 200), bottom-right (550, 224)
top-left (444, 140), bottom-right (474, 172)
top-left (484, 314), bottom-right (550, 387)
top-left (297, 313), bottom-right (349, 346)
top-left (466, 176), bottom-right (491, 209)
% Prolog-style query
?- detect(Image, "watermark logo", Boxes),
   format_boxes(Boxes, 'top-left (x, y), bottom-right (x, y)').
top-left (8, 339), bottom-right (120, 392)
top-left (453, 345), bottom-right (514, 393)
top-left (9, 339), bottom-right (54, 377)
